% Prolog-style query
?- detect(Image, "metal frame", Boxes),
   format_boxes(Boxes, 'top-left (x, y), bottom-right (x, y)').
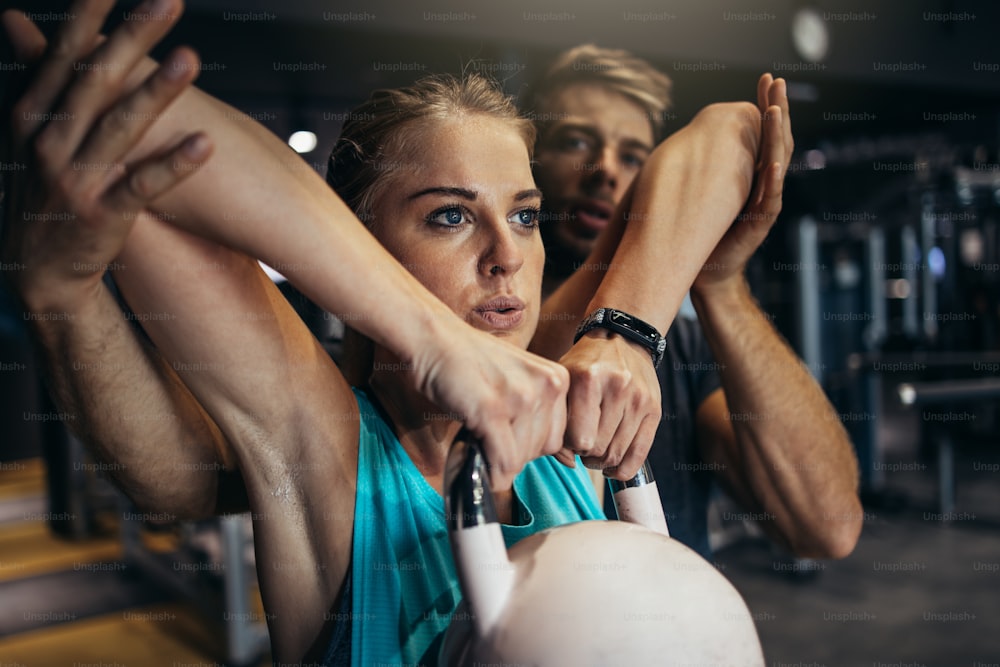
top-left (120, 509), bottom-right (270, 666)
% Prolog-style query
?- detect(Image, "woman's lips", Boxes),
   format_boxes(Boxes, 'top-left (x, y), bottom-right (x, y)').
top-left (473, 297), bottom-right (526, 331)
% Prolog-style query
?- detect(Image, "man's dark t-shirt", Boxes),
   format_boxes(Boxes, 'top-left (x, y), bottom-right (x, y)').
top-left (602, 316), bottom-right (722, 559)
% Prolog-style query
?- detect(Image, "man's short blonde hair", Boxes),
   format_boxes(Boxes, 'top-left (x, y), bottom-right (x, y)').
top-left (525, 44), bottom-right (673, 142)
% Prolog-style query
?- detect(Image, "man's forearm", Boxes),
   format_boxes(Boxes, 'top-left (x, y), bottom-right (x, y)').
top-left (22, 280), bottom-right (232, 518)
top-left (692, 279), bottom-right (862, 558)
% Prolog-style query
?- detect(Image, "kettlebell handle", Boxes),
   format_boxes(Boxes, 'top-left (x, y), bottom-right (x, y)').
top-left (607, 461), bottom-right (671, 537)
top-left (445, 429), bottom-right (499, 530)
top-left (445, 429), bottom-right (670, 535)
top-left (445, 429), bottom-right (513, 636)
top-left (444, 430), bottom-right (671, 636)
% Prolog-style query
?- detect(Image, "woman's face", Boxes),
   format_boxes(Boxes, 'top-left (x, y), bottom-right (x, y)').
top-left (371, 115), bottom-right (544, 350)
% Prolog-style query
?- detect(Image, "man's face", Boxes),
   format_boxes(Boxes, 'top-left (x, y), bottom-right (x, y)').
top-left (533, 83), bottom-right (656, 264)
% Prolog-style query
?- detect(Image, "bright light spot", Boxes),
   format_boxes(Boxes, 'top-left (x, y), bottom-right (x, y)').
top-left (927, 247), bottom-right (946, 278)
top-left (805, 149), bottom-right (826, 170)
top-left (959, 228), bottom-right (984, 266)
top-left (887, 278), bottom-right (910, 299)
top-left (288, 130), bottom-right (318, 154)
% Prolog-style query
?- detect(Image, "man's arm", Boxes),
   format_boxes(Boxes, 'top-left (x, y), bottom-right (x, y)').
top-left (692, 288), bottom-right (862, 559)
top-left (688, 78), bottom-right (862, 559)
top-left (2, 6), bottom-right (238, 518)
top-left (21, 279), bottom-right (244, 518)
top-left (532, 98), bottom-right (769, 478)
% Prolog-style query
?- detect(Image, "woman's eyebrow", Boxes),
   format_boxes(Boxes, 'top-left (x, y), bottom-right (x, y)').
top-left (407, 186), bottom-right (477, 201)
top-left (407, 187), bottom-right (541, 203)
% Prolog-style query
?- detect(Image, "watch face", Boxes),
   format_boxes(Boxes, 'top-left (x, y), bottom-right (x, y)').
top-left (792, 7), bottom-right (829, 63)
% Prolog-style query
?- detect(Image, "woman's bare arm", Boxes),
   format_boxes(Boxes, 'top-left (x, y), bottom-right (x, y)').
top-left (2, 3), bottom-right (573, 657)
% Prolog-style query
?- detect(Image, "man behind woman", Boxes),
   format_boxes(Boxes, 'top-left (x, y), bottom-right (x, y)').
top-left (527, 45), bottom-right (862, 560)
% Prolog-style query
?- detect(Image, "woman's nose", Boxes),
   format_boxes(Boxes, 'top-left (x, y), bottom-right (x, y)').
top-left (479, 225), bottom-right (524, 277)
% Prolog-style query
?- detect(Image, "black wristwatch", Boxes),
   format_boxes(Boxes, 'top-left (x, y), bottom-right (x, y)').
top-left (573, 308), bottom-right (667, 368)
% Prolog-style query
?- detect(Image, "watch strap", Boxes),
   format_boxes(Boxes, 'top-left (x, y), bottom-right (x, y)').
top-left (574, 308), bottom-right (666, 368)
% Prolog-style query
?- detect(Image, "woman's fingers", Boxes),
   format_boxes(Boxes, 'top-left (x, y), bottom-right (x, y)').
top-left (553, 448), bottom-right (577, 468)
top-left (562, 335), bottom-right (660, 479)
top-left (601, 396), bottom-right (654, 480)
top-left (563, 367), bottom-right (601, 457)
top-left (609, 413), bottom-right (658, 482)
top-left (456, 345), bottom-right (568, 492)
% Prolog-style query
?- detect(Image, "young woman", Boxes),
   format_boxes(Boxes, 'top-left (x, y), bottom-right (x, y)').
top-left (2, 1), bottom-right (780, 664)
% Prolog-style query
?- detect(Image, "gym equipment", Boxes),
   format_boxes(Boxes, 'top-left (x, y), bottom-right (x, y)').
top-left (120, 510), bottom-right (269, 666)
top-left (896, 374), bottom-right (1000, 516)
top-left (439, 432), bottom-right (765, 666)
top-left (789, 145), bottom-right (1000, 495)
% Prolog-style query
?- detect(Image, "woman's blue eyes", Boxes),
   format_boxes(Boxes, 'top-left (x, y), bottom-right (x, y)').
top-left (426, 206), bottom-right (539, 229)
top-left (510, 209), bottom-right (539, 227)
top-left (428, 207), bottom-right (467, 226)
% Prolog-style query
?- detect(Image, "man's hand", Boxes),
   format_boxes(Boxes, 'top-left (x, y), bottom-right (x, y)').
top-left (1, 0), bottom-right (211, 308)
top-left (692, 73), bottom-right (794, 295)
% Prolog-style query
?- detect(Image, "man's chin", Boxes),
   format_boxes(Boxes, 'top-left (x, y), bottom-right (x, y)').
top-left (548, 224), bottom-right (596, 271)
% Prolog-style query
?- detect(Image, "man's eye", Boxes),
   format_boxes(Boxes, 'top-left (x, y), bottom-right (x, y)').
top-left (562, 136), bottom-right (591, 152)
top-left (622, 153), bottom-right (646, 169)
top-left (546, 130), bottom-right (592, 153)
top-left (427, 207), bottom-right (467, 226)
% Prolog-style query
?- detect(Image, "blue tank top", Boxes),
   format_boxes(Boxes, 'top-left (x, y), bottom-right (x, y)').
top-left (333, 388), bottom-right (603, 666)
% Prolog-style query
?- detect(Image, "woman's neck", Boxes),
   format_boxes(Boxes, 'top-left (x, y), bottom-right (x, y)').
top-left (368, 368), bottom-right (460, 483)
top-left (367, 364), bottom-right (515, 523)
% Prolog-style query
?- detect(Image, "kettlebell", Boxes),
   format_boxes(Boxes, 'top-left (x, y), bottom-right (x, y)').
top-left (439, 431), bottom-right (766, 666)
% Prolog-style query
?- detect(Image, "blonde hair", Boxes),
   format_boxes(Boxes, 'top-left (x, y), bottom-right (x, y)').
top-left (524, 44), bottom-right (673, 142)
top-left (327, 73), bottom-right (535, 228)
top-left (325, 74), bottom-right (535, 385)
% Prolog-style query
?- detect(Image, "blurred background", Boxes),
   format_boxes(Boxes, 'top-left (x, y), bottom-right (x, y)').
top-left (1, 0), bottom-right (998, 665)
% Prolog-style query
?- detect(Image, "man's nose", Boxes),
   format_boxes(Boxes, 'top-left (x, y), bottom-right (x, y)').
top-left (586, 145), bottom-right (620, 192)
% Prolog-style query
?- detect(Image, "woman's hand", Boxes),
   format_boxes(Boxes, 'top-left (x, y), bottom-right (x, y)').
top-left (558, 332), bottom-right (661, 480)
top-left (413, 328), bottom-right (570, 492)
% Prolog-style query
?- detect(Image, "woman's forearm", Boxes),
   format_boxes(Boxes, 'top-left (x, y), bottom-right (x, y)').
top-left (532, 102), bottom-right (760, 359)
top-left (585, 103), bottom-right (758, 330)
top-left (119, 65), bottom-right (463, 369)
top-left (113, 65), bottom-right (571, 489)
